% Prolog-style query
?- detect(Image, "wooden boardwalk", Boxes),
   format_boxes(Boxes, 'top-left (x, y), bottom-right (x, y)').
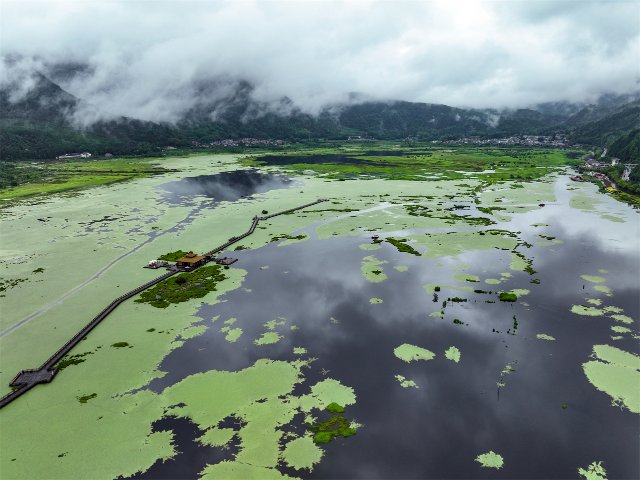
top-left (0, 199), bottom-right (328, 409)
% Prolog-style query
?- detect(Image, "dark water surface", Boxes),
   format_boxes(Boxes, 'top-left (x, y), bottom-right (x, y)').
top-left (139, 181), bottom-right (639, 479)
top-left (159, 169), bottom-right (293, 205)
top-left (255, 154), bottom-right (394, 166)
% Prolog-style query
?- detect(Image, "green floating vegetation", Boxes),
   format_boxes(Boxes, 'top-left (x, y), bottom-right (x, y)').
top-left (55, 351), bottom-right (93, 371)
top-left (610, 314), bottom-right (633, 324)
top-left (136, 265), bottom-right (228, 308)
top-left (395, 374), bottom-right (419, 388)
top-left (157, 250), bottom-right (189, 262)
top-left (270, 233), bottom-right (307, 242)
top-left (594, 284), bottom-right (613, 296)
top-left (571, 305), bottom-right (604, 317)
top-left (444, 346), bottom-right (461, 363)
top-left (254, 332), bottom-right (282, 345)
top-left (394, 343), bottom-right (435, 363)
top-left (394, 265), bottom-right (409, 272)
top-left (369, 297), bottom-right (383, 304)
top-left (578, 461), bottom-right (608, 480)
top-left (224, 328), bottom-right (243, 343)
top-left (510, 251), bottom-right (536, 275)
top-left (499, 292), bottom-right (518, 302)
top-left (307, 411), bottom-right (357, 445)
top-left (77, 393), bottom-right (97, 404)
top-left (0, 277), bottom-right (27, 293)
top-left (475, 451), bottom-right (504, 469)
top-left (111, 342), bottom-right (130, 348)
top-left (536, 333), bottom-right (556, 341)
top-left (361, 255), bottom-right (388, 283)
top-left (325, 402), bottom-right (345, 414)
top-left (385, 237), bottom-right (421, 256)
top-left (611, 325), bottom-right (631, 334)
top-left (582, 344), bottom-right (640, 413)
top-left (293, 347), bottom-right (307, 355)
top-left (581, 274), bottom-right (607, 284)
top-left (282, 435), bottom-right (323, 471)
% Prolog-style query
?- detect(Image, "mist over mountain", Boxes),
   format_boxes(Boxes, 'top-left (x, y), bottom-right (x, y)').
top-left (1, 0), bottom-right (639, 160)
top-left (1, 61), bottom-right (639, 161)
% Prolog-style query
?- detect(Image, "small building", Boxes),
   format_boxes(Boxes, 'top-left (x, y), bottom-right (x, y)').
top-left (175, 251), bottom-right (207, 270)
top-left (56, 152), bottom-right (92, 160)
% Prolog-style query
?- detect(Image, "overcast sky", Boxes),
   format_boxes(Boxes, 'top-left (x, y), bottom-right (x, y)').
top-left (1, 0), bottom-right (639, 123)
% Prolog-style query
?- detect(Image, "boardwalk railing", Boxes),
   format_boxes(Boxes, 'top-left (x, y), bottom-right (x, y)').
top-left (0, 198), bottom-right (328, 409)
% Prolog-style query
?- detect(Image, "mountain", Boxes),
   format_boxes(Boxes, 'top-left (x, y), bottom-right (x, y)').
top-left (608, 129), bottom-right (640, 163)
top-left (567, 99), bottom-right (640, 147)
top-left (1, 68), bottom-right (639, 160)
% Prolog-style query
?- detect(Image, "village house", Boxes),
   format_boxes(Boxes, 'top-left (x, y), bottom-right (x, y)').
top-left (55, 152), bottom-right (92, 160)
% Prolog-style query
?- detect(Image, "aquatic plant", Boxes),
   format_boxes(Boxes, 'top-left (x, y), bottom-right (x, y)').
top-left (394, 343), bottom-right (435, 362)
top-left (444, 346), bottom-right (461, 363)
top-left (307, 414), bottom-right (357, 445)
top-left (157, 250), bottom-right (189, 262)
top-left (136, 265), bottom-right (228, 308)
top-left (55, 351), bottom-right (93, 371)
top-left (475, 451), bottom-right (504, 469)
top-left (270, 233), bottom-right (307, 242)
top-left (325, 402), bottom-right (345, 414)
top-left (385, 237), bottom-right (421, 256)
top-left (77, 393), bottom-right (97, 404)
top-left (450, 297), bottom-right (467, 303)
top-left (499, 292), bottom-right (518, 302)
top-left (578, 461), bottom-right (607, 480)
top-left (582, 344), bottom-right (640, 413)
top-left (282, 436), bottom-right (323, 470)
top-left (111, 342), bottom-right (130, 348)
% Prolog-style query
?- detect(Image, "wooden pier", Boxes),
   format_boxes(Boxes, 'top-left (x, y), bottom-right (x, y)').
top-left (0, 198), bottom-right (328, 409)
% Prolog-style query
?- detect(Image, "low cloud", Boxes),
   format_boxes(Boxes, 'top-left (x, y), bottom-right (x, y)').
top-left (1, 0), bottom-right (639, 124)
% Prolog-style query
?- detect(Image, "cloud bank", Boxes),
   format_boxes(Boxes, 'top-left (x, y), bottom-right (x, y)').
top-left (1, 0), bottom-right (639, 123)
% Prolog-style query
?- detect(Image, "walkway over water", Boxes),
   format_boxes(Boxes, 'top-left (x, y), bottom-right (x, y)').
top-left (0, 199), bottom-right (328, 409)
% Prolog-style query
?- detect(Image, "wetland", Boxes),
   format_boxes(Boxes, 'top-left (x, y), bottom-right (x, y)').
top-left (0, 146), bottom-right (638, 479)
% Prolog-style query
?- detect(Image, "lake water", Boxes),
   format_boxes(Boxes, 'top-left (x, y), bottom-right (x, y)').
top-left (159, 169), bottom-right (293, 205)
top-left (136, 175), bottom-right (640, 479)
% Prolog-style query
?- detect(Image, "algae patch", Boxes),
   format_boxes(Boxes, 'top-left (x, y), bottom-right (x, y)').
top-left (254, 332), bottom-right (283, 345)
top-left (395, 374), bottom-right (419, 388)
top-left (571, 305), bottom-right (604, 317)
top-left (536, 333), bottom-right (556, 341)
top-left (136, 265), bottom-right (228, 308)
top-left (361, 255), bottom-right (388, 283)
top-left (394, 343), bottom-right (435, 363)
top-left (581, 274), bottom-right (606, 284)
top-left (475, 451), bottom-right (504, 469)
top-left (444, 346), bottom-right (461, 363)
top-left (578, 461), bottom-right (608, 480)
top-left (282, 436), bottom-right (323, 470)
top-left (582, 344), bottom-right (640, 413)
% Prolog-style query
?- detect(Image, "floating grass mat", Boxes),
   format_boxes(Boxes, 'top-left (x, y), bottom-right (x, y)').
top-left (307, 403), bottom-right (357, 444)
top-left (157, 250), bottom-right (189, 261)
top-left (385, 237), bottom-right (421, 256)
top-left (136, 265), bottom-right (228, 308)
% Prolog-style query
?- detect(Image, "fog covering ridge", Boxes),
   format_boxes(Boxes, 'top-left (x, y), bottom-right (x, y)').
top-left (1, 0), bottom-right (639, 126)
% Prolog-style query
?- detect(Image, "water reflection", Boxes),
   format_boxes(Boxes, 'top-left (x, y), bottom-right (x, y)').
top-left (159, 169), bottom-right (293, 205)
top-left (140, 176), bottom-right (639, 479)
